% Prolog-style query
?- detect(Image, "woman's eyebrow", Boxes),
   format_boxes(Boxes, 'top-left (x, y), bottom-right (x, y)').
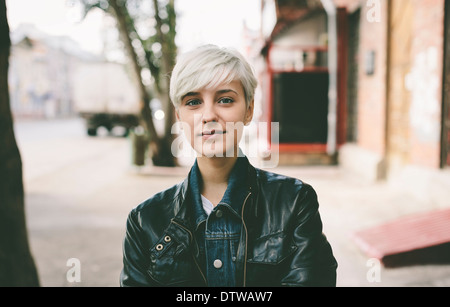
top-left (181, 92), bottom-right (200, 100)
top-left (216, 89), bottom-right (238, 95)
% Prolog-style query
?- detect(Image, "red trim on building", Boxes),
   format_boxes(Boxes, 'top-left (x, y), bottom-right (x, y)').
top-left (265, 42), bottom-right (329, 154)
top-left (279, 143), bottom-right (328, 152)
top-left (336, 7), bottom-right (348, 147)
top-left (263, 8), bottom-right (349, 155)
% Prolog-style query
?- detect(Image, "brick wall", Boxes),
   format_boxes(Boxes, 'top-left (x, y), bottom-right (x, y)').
top-left (336, 0), bottom-right (445, 172)
top-left (356, 0), bottom-right (388, 157)
top-left (333, 0), bottom-right (388, 157)
top-left (408, 0), bottom-right (445, 168)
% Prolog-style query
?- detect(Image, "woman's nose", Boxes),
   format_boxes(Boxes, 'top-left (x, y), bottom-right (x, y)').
top-left (201, 101), bottom-right (218, 123)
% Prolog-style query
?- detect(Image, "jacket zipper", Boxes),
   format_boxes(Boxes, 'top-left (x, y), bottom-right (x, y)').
top-left (171, 219), bottom-right (207, 285)
top-left (240, 191), bottom-right (252, 287)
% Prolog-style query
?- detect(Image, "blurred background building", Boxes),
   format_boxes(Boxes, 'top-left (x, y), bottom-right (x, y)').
top-left (240, 0), bottom-right (450, 206)
top-left (8, 24), bottom-right (90, 119)
top-left (9, 23), bottom-right (141, 136)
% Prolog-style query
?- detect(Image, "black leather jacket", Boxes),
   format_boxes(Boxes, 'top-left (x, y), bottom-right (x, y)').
top-left (120, 161), bottom-right (337, 287)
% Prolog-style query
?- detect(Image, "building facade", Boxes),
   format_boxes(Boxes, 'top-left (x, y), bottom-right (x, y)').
top-left (254, 0), bottom-right (450, 204)
top-left (256, 0), bottom-right (344, 165)
top-left (335, 0), bottom-right (449, 206)
top-left (8, 25), bottom-right (139, 122)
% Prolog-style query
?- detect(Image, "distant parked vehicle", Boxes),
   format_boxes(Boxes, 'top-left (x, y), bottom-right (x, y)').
top-left (73, 60), bottom-right (141, 137)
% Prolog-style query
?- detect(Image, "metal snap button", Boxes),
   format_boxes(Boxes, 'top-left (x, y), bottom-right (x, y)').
top-left (215, 210), bottom-right (223, 218)
top-left (155, 244), bottom-right (164, 251)
top-left (213, 259), bottom-right (222, 269)
top-left (164, 235), bottom-right (171, 243)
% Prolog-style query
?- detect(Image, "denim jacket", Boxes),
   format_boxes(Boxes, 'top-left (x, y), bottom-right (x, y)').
top-left (189, 156), bottom-right (249, 286)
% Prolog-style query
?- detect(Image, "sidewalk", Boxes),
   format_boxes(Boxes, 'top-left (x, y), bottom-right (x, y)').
top-left (27, 162), bottom-right (450, 287)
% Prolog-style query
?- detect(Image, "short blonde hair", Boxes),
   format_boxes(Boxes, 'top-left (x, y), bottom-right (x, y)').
top-left (169, 44), bottom-right (258, 108)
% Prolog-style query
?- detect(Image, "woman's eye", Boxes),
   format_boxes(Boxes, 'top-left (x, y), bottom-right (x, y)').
top-left (185, 99), bottom-right (201, 106)
top-left (218, 97), bottom-right (234, 104)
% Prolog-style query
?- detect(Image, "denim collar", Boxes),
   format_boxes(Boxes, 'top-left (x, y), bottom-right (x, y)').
top-left (188, 153), bottom-right (250, 228)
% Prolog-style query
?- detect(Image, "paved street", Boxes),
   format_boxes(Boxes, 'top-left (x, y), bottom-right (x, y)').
top-left (13, 117), bottom-right (450, 287)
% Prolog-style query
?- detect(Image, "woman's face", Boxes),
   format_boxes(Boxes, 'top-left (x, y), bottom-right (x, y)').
top-left (176, 79), bottom-right (253, 157)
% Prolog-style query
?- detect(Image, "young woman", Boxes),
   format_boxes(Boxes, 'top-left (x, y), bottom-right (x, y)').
top-left (120, 45), bottom-right (337, 287)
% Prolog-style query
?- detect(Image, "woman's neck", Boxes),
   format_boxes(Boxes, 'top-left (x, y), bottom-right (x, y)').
top-left (196, 156), bottom-right (238, 205)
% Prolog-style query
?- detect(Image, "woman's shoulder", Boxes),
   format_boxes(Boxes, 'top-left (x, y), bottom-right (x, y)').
top-left (253, 167), bottom-right (319, 210)
top-left (254, 167), bottom-right (313, 192)
top-left (131, 179), bottom-right (186, 215)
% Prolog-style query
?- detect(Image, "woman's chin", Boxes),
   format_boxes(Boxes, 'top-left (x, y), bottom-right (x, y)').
top-left (193, 143), bottom-right (238, 158)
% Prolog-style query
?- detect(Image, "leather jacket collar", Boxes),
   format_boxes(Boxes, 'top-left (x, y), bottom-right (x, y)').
top-left (172, 155), bottom-right (258, 229)
top-left (188, 156), bottom-right (251, 222)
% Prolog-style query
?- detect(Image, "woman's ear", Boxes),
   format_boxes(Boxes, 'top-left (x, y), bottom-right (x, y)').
top-left (244, 100), bottom-right (254, 126)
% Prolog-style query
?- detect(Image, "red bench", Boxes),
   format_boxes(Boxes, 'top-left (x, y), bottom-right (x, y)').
top-left (351, 208), bottom-right (450, 267)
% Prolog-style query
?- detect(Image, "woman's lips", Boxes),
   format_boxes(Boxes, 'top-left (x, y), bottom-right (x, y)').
top-left (199, 129), bottom-right (226, 139)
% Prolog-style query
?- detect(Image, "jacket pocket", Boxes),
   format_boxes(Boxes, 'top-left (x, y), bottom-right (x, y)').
top-left (247, 231), bottom-right (298, 264)
top-left (245, 232), bottom-right (298, 286)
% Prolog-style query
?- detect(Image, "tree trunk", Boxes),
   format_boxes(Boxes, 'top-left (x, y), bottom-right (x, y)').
top-left (152, 0), bottom-right (177, 167)
top-left (108, 0), bottom-right (158, 140)
top-left (0, 0), bottom-right (40, 286)
top-left (108, 0), bottom-right (176, 166)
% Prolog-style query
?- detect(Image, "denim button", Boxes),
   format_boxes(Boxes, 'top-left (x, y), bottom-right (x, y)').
top-left (213, 259), bottom-right (222, 269)
top-left (215, 210), bottom-right (223, 218)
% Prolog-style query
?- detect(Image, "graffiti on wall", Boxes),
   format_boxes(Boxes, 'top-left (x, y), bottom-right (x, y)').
top-left (406, 47), bottom-right (441, 143)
